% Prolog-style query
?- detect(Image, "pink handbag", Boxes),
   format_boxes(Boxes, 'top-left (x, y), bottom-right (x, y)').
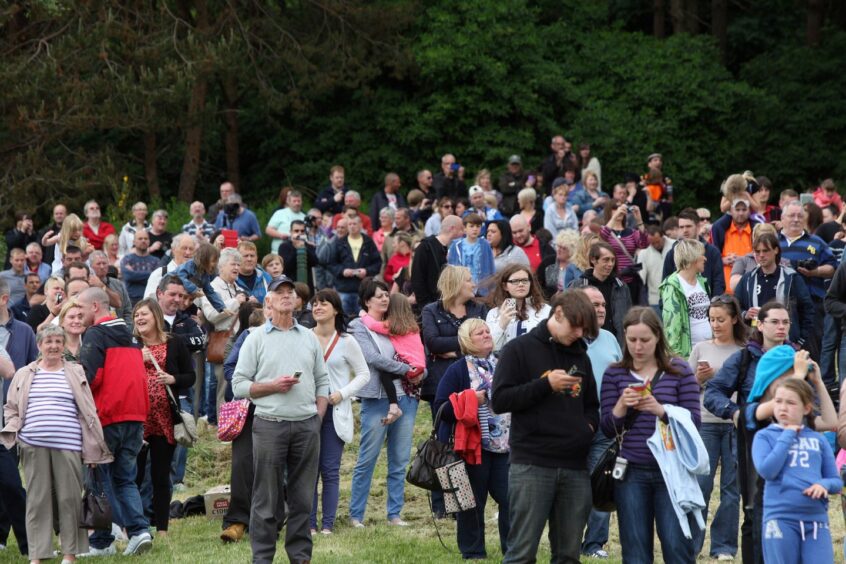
top-left (217, 399), bottom-right (250, 441)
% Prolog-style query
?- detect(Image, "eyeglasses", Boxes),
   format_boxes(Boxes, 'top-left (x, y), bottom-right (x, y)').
top-left (698, 216), bottom-right (710, 222)
top-left (507, 278), bottom-right (530, 286)
top-left (762, 319), bottom-right (791, 327)
top-left (710, 295), bottom-right (735, 305)
top-left (442, 204), bottom-right (453, 209)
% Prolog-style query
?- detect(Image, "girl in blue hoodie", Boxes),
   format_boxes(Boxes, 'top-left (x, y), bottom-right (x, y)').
top-left (752, 378), bottom-right (842, 564)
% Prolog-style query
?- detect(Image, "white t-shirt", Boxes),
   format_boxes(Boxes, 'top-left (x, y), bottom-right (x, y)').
top-left (678, 276), bottom-right (711, 347)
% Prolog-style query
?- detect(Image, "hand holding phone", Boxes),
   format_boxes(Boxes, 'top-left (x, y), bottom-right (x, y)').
top-left (292, 371), bottom-right (302, 379)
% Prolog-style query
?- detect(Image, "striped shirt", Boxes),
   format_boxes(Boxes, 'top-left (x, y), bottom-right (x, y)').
top-left (600, 359), bottom-right (700, 466)
top-left (18, 369), bottom-right (82, 452)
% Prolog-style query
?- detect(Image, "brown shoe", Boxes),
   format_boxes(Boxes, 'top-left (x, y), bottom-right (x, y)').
top-left (220, 523), bottom-right (246, 543)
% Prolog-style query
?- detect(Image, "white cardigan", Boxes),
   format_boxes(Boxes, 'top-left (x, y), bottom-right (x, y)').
top-left (196, 276), bottom-right (241, 332)
top-left (322, 333), bottom-right (370, 443)
top-left (486, 301), bottom-right (552, 353)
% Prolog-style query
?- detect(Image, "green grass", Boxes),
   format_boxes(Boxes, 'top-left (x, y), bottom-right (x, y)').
top-left (4, 407), bottom-right (846, 563)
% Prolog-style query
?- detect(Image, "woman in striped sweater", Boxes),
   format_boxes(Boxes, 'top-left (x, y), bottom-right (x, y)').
top-left (600, 201), bottom-right (648, 304)
top-left (600, 307), bottom-right (701, 564)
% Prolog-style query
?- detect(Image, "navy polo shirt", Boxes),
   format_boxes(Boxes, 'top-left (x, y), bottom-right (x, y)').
top-left (778, 231), bottom-right (836, 300)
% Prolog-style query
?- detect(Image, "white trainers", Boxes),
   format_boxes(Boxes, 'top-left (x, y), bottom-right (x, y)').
top-left (716, 555), bottom-right (735, 562)
top-left (123, 532), bottom-right (153, 556)
top-left (79, 543), bottom-right (117, 557)
top-left (112, 522), bottom-right (128, 542)
top-left (387, 517), bottom-right (410, 527)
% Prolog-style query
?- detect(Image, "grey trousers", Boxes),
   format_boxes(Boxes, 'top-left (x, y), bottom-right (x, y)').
top-left (19, 444), bottom-right (88, 559)
top-left (250, 415), bottom-right (320, 564)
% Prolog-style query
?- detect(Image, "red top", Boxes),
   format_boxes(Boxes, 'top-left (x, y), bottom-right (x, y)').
top-left (83, 221), bottom-right (116, 250)
top-left (450, 389), bottom-right (481, 465)
top-left (142, 342), bottom-right (175, 445)
top-left (384, 252), bottom-right (411, 286)
top-left (518, 238), bottom-right (543, 272)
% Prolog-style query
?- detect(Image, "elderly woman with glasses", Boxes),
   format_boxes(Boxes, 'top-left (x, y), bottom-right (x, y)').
top-left (1, 325), bottom-right (113, 563)
top-left (660, 238), bottom-right (711, 358)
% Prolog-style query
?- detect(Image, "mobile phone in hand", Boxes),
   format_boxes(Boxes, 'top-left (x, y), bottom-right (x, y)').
top-left (292, 371), bottom-right (302, 379)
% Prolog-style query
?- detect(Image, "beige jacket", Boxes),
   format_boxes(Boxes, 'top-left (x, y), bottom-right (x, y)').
top-left (1, 360), bottom-right (113, 464)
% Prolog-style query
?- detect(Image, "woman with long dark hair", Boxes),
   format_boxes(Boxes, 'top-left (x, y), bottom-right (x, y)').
top-left (600, 307), bottom-right (700, 563)
top-left (310, 289), bottom-right (370, 534)
top-left (485, 264), bottom-right (550, 354)
top-left (687, 295), bottom-right (746, 559)
top-left (486, 219), bottom-right (529, 273)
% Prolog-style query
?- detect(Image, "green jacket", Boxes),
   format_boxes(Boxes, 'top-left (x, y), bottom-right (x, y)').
top-left (659, 272), bottom-right (710, 359)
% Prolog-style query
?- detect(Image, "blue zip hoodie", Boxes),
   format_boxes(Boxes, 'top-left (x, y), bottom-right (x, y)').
top-left (752, 424), bottom-right (842, 522)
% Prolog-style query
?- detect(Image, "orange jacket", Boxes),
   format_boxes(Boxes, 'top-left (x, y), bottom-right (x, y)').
top-left (450, 389), bottom-right (482, 465)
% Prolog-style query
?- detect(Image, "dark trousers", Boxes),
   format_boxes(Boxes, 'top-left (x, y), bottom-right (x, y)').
top-left (0, 446), bottom-right (27, 555)
top-left (250, 415), bottom-right (320, 564)
top-left (136, 435), bottom-right (175, 532)
top-left (457, 450), bottom-right (509, 559)
top-left (311, 409), bottom-right (345, 531)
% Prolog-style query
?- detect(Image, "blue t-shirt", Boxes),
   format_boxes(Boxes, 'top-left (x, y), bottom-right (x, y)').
top-left (586, 329), bottom-right (623, 391)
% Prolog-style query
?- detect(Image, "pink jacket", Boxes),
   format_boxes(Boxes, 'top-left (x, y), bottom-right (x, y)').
top-left (360, 314), bottom-right (426, 370)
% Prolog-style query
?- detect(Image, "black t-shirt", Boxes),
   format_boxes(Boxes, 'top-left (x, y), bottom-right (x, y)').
top-left (149, 231), bottom-right (173, 260)
top-left (27, 304), bottom-right (50, 332)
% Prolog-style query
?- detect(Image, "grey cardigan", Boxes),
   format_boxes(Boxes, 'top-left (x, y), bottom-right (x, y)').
top-left (348, 318), bottom-right (411, 400)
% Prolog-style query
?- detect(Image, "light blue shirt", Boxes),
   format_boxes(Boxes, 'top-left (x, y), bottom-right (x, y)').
top-left (586, 328), bottom-right (622, 391)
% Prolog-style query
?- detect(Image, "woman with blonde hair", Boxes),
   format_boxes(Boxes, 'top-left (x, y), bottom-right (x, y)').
top-left (433, 318), bottom-right (510, 558)
top-left (118, 201), bottom-right (150, 258)
top-left (102, 233), bottom-right (121, 271)
top-left (573, 232), bottom-right (600, 272)
top-left (541, 230), bottom-right (582, 298)
top-left (569, 170), bottom-right (609, 219)
top-left (58, 299), bottom-right (85, 362)
top-left (475, 168), bottom-right (503, 207)
top-left (516, 187), bottom-right (543, 234)
top-left (420, 266), bottom-right (488, 517)
top-left (660, 238), bottom-right (711, 358)
top-left (50, 214), bottom-right (93, 272)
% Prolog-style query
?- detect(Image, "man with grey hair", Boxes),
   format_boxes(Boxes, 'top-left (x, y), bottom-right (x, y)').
top-left (331, 190), bottom-right (373, 234)
top-left (208, 181), bottom-right (236, 221)
top-left (90, 250), bottom-right (132, 324)
top-left (215, 193), bottom-right (261, 242)
top-left (232, 276), bottom-right (328, 563)
top-left (182, 201), bottom-right (215, 241)
top-left (0, 276), bottom-right (36, 557)
top-left (82, 199), bottom-right (116, 250)
top-left (266, 190), bottom-right (306, 252)
top-left (24, 242), bottom-right (50, 283)
top-left (143, 233), bottom-right (197, 299)
top-left (147, 209), bottom-right (173, 260)
top-left (77, 287), bottom-right (151, 556)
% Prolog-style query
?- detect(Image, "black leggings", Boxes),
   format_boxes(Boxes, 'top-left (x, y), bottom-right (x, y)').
top-left (136, 435), bottom-right (176, 531)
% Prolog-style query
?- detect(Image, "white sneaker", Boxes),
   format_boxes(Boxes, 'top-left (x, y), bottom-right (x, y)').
top-left (387, 517), bottom-right (410, 527)
top-left (350, 519), bottom-right (365, 528)
top-left (716, 555), bottom-right (735, 562)
top-left (112, 522), bottom-right (128, 542)
top-left (79, 543), bottom-right (117, 557)
top-left (123, 532), bottom-right (153, 556)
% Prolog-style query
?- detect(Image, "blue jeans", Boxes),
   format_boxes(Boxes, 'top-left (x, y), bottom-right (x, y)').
top-left (616, 464), bottom-right (695, 564)
top-left (458, 450), bottom-right (509, 559)
top-left (338, 292), bottom-right (359, 317)
top-left (204, 360), bottom-right (217, 424)
top-left (171, 393), bottom-right (193, 485)
top-left (503, 463), bottom-right (591, 564)
top-left (90, 422), bottom-right (149, 549)
top-left (694, 423), bottom-right (739, 558)
top-left (311, 408), bottom-right (345, 531)
top-left (582, 429), bottom-right (613, 555)
top-left (349, 396), bottom-right (418, 521)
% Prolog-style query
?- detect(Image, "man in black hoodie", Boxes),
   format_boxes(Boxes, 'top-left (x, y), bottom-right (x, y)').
top-left (492, 290), bottom-right (600, 564)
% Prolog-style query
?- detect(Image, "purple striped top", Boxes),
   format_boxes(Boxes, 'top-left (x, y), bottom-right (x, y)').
top-left (600, 358), bottom-right (700, 466)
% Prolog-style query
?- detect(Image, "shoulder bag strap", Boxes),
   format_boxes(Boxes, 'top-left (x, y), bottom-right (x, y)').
top-left (323, 332), bottom-right (341, 362)
top-left (610, 230), bottom-right (636, 263)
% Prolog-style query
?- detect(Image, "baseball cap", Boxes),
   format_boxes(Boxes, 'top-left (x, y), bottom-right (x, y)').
top-left (731, 198), bottom-right (749, 209)
top-left (468, 185), bottom-right (484, 197)
top-left (268, 275), bottom-right (296, 292)
top-left (508, 155), bottom-right (522, 165)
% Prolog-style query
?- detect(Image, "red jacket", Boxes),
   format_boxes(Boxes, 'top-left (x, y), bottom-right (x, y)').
top-left (450, 389), bottom-right (482, 465)
top-left (83, 221), bottom-right (116, 250)
top-left (80, 316), bottom-right (149, 426)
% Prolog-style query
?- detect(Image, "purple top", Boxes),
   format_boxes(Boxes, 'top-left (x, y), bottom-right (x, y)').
top-left (600, 358), bottom-right (700, 466)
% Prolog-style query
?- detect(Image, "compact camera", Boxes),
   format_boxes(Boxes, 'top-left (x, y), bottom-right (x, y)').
top-left (612, 456), bottom-right (629, 480)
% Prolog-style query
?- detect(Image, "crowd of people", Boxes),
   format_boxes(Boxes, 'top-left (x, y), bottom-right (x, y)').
top-left (0, 139), bottom-right (845, 563)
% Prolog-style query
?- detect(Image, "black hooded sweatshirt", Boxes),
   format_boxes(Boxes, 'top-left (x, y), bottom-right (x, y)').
top-left (491, 320), bottom-right (599, 469)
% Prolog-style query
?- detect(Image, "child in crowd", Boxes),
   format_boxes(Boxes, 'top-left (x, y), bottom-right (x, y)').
top-left (383, 232), bottom-right (413, 287)
top-left (175, 242), bottom-right (227, 313)
top-left (261, 253), bottom-right (284, 278)
top-left (752, 378), bottom-right (842, 564)
top-left (447, 213), bottom-right (495, 294)
top-left (361, 293), bottom-right (425, 425)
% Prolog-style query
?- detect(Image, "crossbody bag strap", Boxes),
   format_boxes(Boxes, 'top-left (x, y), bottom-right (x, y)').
top-left (610, 230), bottom-right (636, 263)
top-left (323, 332), bottom-right (340, 362)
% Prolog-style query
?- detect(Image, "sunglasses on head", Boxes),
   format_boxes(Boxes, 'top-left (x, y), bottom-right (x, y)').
top-left (710, 295), bottom-right (735, 306)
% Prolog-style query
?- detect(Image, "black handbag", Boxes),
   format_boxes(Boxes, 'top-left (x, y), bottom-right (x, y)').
top-left (590, 372), bottom-right (664, 512)
top-left (406, 403), bottom-right (460, 491)
top-left (80, 466), bottom-right (113, 529)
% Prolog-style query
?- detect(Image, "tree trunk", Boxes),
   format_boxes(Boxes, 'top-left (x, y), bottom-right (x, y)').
top-left (654, 0), bottom-right (666, 38)
top-left (806, 0), bottom-right (824, 47)
top-left (711, 0), bottom-right (727, 63)
top-left (686, 0), bottom-right (700, 34)
top-left (177, 76), bottom-right (208, 202)
top-left (221, 76), bottom-right (241, 190)
top-left (670, 0), bottom-right (687, 33)
top-left (143, 131), bottom-right (160, 199)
